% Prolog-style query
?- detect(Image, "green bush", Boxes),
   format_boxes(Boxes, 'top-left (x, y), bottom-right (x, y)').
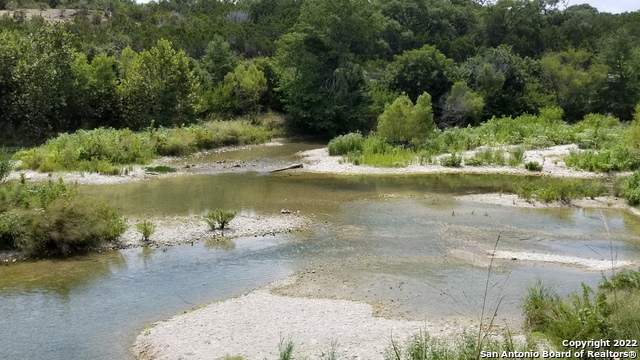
top-left (0, 178), bottom-right (126, 256)
top-left (328, 132), bottom-right (364, 156)
top-left (622, 171), bottom-right (640, 205)
top-left (136, 220), bottom-right (156, 243)
top-left (440, 153), bottom-right (462, 167)
top-left (508, 146), bottom-right (525, 166)
top-left (0, 150), bottom-right (12, 181)
top-left (377, 92), bottom-right (435, 146)
top-left (524, 161), bottom-right (542, 171)
top-left (203, 209), bottom-right (237, 231)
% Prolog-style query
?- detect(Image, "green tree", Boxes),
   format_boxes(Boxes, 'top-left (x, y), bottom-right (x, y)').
top-left (118, 39), bottom-right (201, 129)
top-left (9, 26), bottom-right (76, 144)
top-left (383, 45), bottom-right (456, 108)
top-left (377, 92), bottom-right (435, 145)
top-left (72, 52), bottom-right (119, 128)
top-left (460, 45), bottom-right (534, 119)
top-left (275, 0), bottom-right (384, 134)
top-left (0, 31), bottom-right (19, 143)
top-left (441, 81), bottom-right (485, 127)
top-left (538, 49), bottom-right (606, 121)
top-left (201, 35), bottom-right (240, 87)
top-left (596, 29), bottom-right (640, 120)
top-left (208, 63), bottom-right (267, 117)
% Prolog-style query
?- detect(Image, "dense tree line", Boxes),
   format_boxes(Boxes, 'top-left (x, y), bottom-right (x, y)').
top-left (0, 0), bottom-right (639, 144)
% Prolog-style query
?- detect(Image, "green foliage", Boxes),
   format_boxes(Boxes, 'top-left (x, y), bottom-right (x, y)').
top-left (0, 178), bottom-right (126, 256)
top-left (201, 35), bottom-right (240, 86)
top-left (441, 81), bottom-right (485, 127)
top-left (0, 150), bottom-right (12, 181)
top-left (377, 92), bottom-right (435, 146)
top-left (440, 153), bottom-right (462, 167)
top-left (383, 45), bottom-right (456, 107)
top-left (209, 63), bottom-right (267, 117)
top-left (344, 136), bottom-right (416, 167)
top-left (385, 330), bottom-right (534, 360)
top-left (16, 128), bottom-right (155, 174)
top-left (117, 40), bottom-right (201, 129)
top-left (14, 120), bottom-right (280, 173)
top-left (203, 209), bottom-right (237, 231)
top-left (622, 171), bottom-right (640, 205)
top-left (465, 148), bottom-right (506, 167)
top-left (522, 274), bottom-right (640, 352)
top-left (600, 268), bottom-right (640, 291)
top-left (508, 146), bottom-right (525, 166)
top-left (513, 178), bottom-right (606, 203)
top-left (136, 220), bottom-right (156, 243)
top-left (524, 161), bottom-right (543, 172)
top-left (327, 132), bottom-right (364, 156)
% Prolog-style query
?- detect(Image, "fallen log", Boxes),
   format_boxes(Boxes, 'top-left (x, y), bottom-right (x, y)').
top-left (269, 163), bottom-right (303, 173)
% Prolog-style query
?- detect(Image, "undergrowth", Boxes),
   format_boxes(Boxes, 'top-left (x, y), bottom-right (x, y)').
top-left (521, 269), bottom-right (640, 354)
top-left (14, 117), bottom-right (281, 174)
top-left (0, 177), bottom-right (126, 255)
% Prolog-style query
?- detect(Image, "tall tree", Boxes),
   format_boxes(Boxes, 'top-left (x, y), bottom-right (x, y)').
top-left (118, 39), bottom-right (201, 129)
top-left (275, 0), bottom-right (385, 134)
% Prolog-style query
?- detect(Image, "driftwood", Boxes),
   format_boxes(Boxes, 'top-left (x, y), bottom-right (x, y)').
top-left (269, 163), bottom-right (303, 173)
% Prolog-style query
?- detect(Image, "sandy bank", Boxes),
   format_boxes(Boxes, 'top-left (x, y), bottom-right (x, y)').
top-left (298, 145), bottom-right (616, 179)
top-left (132, 278), bottom-right (462, 360)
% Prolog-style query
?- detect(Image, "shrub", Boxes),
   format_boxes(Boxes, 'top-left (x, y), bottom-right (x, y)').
top-left (328, 132), bottom-right (364, 156)
top-left (136, 220), bottom-right (156, 243)
top-left (440, 153), bottom-right (462, 167)
top-left (0, 150), bottom-right (12, 181)
top-left (203, 209), bottom-right (237, 231)
top-left (377, 92), bottom-right (435, 146)
top-left (622, 171), bottom-right (640, 205)
top-left (0, 178), bottom-right (126, 256)
top-left (508, 146), bottom-right (525, 166)
top-left (525, 161), bottom-right (542, 171)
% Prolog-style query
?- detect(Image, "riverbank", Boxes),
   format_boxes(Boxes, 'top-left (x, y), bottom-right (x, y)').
top-left (5, 141), bottom-right (288, 185)
top-left (298, 145), bottom-right (617, 178)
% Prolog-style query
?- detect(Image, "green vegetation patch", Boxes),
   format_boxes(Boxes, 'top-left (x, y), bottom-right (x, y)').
top-left (0, 177), bottom-right (126, 255)
top-left (145, 166), bottom-right (177, 173)
top-left (14, 119), bottom-right (280, 174)
top-left (522, 269), bottom-right (640, 353)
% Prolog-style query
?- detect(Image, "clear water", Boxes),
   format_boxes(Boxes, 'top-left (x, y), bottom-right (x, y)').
top-left (1, 142), bottom-right (639, 360)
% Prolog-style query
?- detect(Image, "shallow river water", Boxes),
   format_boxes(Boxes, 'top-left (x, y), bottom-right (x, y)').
top-left (1, 142), bottom-right (639, 360)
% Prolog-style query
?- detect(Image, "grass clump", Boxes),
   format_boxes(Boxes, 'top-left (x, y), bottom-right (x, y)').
top-left (0, 177), bottom-right (126, 255)
top-left (622, 171), bottom-right (640, 205)
top-left (521, 270), bottom-right (640, 353)
top-left (524, 161), bottom-right (542, 172)
top-left (385, 330), bottom-right (536, 360)
top-left (508, 146), bottom-right (525, 166)
top-left (203, 209), bottom-right (237, 231)
top-left (136, 220), bottom-right (156, 243)
top-left (345, 136), bottom-right (416, 167)
top-left (440, 153), bottom-right (462, 167)
top-left (328, 132), bottom-right (364, 156)
top-left (513, 178), bottom-right (605, 203)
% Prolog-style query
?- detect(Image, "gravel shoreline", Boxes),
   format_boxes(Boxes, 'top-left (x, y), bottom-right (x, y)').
top-left (132, 277), bottom-right (465, 360)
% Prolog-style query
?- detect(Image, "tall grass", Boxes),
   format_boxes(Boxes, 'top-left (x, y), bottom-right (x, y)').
top-left (331, 108), bottom-right (640, 173)
top-left (14, 118), bottom-right (281, 174)
top-left (521, 269), bottom-right (640, 353)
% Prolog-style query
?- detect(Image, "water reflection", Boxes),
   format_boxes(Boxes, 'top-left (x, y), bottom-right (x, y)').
top-left (0, 251), bottom-right (126, 297)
